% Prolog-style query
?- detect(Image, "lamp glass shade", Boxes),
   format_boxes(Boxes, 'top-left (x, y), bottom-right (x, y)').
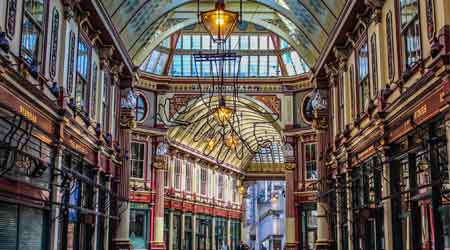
top-left (200, 3), bottom-right (238, 44)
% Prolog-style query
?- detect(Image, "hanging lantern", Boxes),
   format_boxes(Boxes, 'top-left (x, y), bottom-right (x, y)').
top-left (200, 0), bottom-right (239, 44)
top-left (212, 97), bottom-right (234, 125)
top-left (224, 133), bottom-right (240, 150)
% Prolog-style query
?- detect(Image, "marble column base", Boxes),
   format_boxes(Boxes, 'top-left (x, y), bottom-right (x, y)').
top-left (284, 242), bottom-right (298, 250)
top-left (315, 240), bottom-right (331, 250)
top-left (112, 239), bottom-right (131, 250)
top-left (150, 241), bottom-right (165, 250)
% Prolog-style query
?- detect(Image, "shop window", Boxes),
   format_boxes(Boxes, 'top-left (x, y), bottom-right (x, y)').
top-left (185, 163), bottom-right (193, 192)
top-left (174, 159), bottom-right (182, 189)
top-left (201, 168), bottom-right (208, 196)
top-left (173, 213), bottom-right (182, 250)
top-left (305, 143), bottom-right (317, 180)
top-left (130, 209), bottom-right (148, 249)
top-left (357, 41), bottom-right (369, 112)
top-left (218, 175), bottom-right (224, 200)
top-left (400, 0), bottom-right (421, 68)
top-left (300, 206), bottom-right (317, 250)
top-left (135, 94), bottom-right (147, 122)
top-left (185, 215), bottom-right (193, 250)
top-left (75, 38), bottom-right (90, 111)
top-left (21, 0), bottom-right (46, 68)
top-left (131, 143), bottom-right (145, 179)
top-left (164, 212), bottom-right (170, 250)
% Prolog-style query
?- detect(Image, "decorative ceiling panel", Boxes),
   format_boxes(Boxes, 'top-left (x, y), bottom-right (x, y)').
top-left (99, 0), bottom-right (348, 68)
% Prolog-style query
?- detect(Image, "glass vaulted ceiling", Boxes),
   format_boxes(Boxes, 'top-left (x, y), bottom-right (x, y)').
top-left (140, 23), bottom-right (309, 77)
top-left (99, 0), bottom-right (348, 70)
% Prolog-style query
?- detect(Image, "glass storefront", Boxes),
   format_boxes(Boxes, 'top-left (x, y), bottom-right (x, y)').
top-left (299, 204), bottom-right (317, 250)
top-left (130, 204), bottom-right (150, 250)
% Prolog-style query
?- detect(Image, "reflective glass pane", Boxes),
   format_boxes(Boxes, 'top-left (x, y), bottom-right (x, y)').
top-left (182, 35), bottom-right (191, 50)
top-left (240, 36), bottom-right (249, 50)
top-left (192, 35), bottom-right (201, 49)
top-left (259, 56), bottom-right (268, 77)
top-left (250, 36), bottom-right (258, 50)
top-left (249, 56), bottom-right (258, 77)
top-left (259, 35), bottom-right (268, 50)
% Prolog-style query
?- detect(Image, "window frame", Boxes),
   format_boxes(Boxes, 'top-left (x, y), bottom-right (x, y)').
top-left (174, 158), bottom-right (182, 190)
top-left (20, 0), bottom-right (49, 71)
top-left (304, 143), bottom-right (318, 180)
top-left (200, 168), bottom-right (208, 196)
top-left (135, 93), bottom-right (148, 122)
top-left (398, 0), bottom-right (422, 70)
top-left (356, 38), bottom-right (370, 114)
top-left (75, 34), bottom-right (91, 112)
top-left (130, 142), bottom-right (146, 179)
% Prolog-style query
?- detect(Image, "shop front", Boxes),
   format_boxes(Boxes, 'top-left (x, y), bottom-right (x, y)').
top-left (130, 202), bottom-right (151, 250)
top-left (0, 104), bottom-right (54, 250)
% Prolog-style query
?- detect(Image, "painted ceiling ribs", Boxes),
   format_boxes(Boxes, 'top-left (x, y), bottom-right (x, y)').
top-left (99, 0), bottom-right (348, 69)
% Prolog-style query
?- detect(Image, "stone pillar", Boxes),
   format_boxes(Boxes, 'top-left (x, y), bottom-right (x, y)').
top-left (379, 148), bottom-right (393, 250)
top-left (192, 214), bottom-right (198, 250)
top-left (212, 217), bottom-right (216, 250)
top-left (181, 213), bottom-right (186, 250)
top-left (152, 156), bottom-right (167, 250)
top-left (50, 145), bottom-right (64, 250)
top-left (239, 182), bottom-right (249, 243)
top-left (169, 210), bottom-right (174, 250)
top-left (313, 105), bottom-right (331, 250)
top-left (335, 178), bottom-right (342, 250)
top-left (346, 170), bottom-right (353, 250)
top-left (105, 175), bottom-right (113, 250)
top-left (113, 92), bottom-right (135, 250)
top-left (227, 218), bottom-right (231, 247)
top-left (284, 170), bottom-right (297, 250)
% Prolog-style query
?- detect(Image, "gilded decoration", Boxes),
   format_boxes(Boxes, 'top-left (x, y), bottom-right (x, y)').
top-left (246, 163), bottom-right (295, 173)
top-left (169, 94), bottom-right (199, 116)
top-left (250, 95), bottom-right (281, 115)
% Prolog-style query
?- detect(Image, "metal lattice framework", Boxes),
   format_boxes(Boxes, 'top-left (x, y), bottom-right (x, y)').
top-left (159, 49), bottom-right (282, 168)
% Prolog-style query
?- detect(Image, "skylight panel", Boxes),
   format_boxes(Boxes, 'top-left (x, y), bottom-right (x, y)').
top-left (201, 35), bottom-right (210, 50)
top-left (240, 56), bottom-right (249, 77)
top-left (250, 36), bottom-right (258, 50)
top-left (182, 35), bottom-right (191, 50)
top-left (182, 55), bottom-right (191, 76)
top-left (249, 56), bottom-right (258, 77)
top-left (240, 35), bottom-right (249, 50)
top-left (154, 52), bottom-right (168, 74)
top-left (259, 35), bottom-right (268, 50)
top-left (283, 53), bottom-right (296, 76)
top-left (230, 35), bottom-right (239, 50)
top-left (171, 55), bottom-right (182, 76)
top-left (192, 35), bottom-right (201, 49)
top-left (268, 56), bottom-right (278, 76)
top-left (291, 51), bottom-right (309, 74)
top-left (259, 56), bottom-right (268, 77)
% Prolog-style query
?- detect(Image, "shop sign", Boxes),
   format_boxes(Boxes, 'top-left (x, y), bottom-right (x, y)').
top-left (131, 203), bottom-right (149, 209)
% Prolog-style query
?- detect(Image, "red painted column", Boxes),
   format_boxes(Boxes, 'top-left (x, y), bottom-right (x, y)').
top-left (151, 156), bottom-right (166, 250)
top-left (284, 170), bottom-right (297, 250)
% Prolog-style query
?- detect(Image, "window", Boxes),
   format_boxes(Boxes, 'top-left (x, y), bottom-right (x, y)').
top-left (338, 73), bottom-right (345, 133)
top-left (102, 73), bottom-right (110, 130)
top-left (185, 163), bottom-right (192, 192)
top-left (171, 55), bottom-right (182, 76)
top-left (182, 35), bottom-right (191, 50)
top-left (75, 38), bottom-right (90, 110)
top-left (400, 0), bottom-right (421, 68)
top-left (349, 65), bottom-right (356, 119)
top-left (192, 35), bottom-right (201, 49)
top-left (259, 35), bottom-right (269, 50)
top-left (218, 175), bottom-right (224, 200)
top-left (174, 159), bottom-right (182, 190)
top-left (370, 34), bottom-right (378, 97)
top-left (91, 63), bottom-right (98, 118)
top-left (200, 168), bottom-right (208, 196)
top-left (135, 94), bottom-right (147, 122)
top-left (259, 56), bottom-right (268, 77)
top-left (131, 143), bottom-right (145, 178)
top-left (386, 12), bottom-right (395, 80)
top-left (305, 143), bottom-right (317, 180)
top-left (357, 41), bottom-right (369, 112)
top-left (201, 35), bottom-right (210, 50)
top-left (232, 179), bottom-right (238, 203)
top-left (21, 0), bottom-right (46, 67)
